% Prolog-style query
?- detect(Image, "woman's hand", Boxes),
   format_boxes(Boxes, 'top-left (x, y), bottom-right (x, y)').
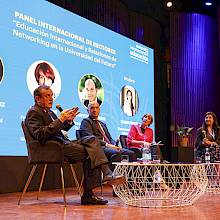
top-left (203, 138), bottom-right (216, 146)
top-left (143, 142), bottom-right (151, 148)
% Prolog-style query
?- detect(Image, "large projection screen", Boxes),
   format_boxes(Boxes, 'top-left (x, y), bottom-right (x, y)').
top-left (0, 0), bottom-right (154, 155)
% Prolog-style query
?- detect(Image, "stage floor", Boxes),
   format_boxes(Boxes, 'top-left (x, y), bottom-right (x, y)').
top-left (0, 186), bottom-right (219, 220)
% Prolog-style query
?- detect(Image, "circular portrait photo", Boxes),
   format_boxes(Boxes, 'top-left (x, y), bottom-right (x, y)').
top-left (78, 74), bottom-right (104, 108)
top-left (26, 60), bottom-right (61, 99)
top-left (120, 85), bottom-right (139, 116)
top-left (0, 58), bottom-right (4, 84)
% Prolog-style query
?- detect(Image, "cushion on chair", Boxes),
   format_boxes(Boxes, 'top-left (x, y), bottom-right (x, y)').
top-left (22, 121), bottom-right (64, 164)
top-left (27, 140), bottom-right (64, 164)
top-left (119, 134), bottom-right (142, 158)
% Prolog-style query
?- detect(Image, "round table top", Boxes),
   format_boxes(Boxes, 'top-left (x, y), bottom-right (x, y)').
top-left (112, 161), bottom-right (210, 166)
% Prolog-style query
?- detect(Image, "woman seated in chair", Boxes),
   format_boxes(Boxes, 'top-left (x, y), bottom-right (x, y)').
top-left (126, 114), bottom-right (162, 159)
top-left (126, 114), bottom-right (168, 189)
top-left (195, 111), bottom-right (220, 162)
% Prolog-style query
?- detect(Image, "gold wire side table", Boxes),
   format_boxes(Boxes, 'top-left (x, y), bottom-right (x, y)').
top-left (205, 162), bottom-right (220, 194)
top-left (113, 162), bottom-right (207, 208)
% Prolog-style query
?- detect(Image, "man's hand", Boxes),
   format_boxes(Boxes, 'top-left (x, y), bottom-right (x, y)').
top-left (59, 108), bottom-right (80, 123)
top-left (68, 107), bottom-right (80, 123)
top-left (106, 143), bottom-right (121, 151)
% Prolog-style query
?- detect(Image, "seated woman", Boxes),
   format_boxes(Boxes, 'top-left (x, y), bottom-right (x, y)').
top-left (126, 114), bottom-right (161, 159)
top-left (127, 114), bottom-right (168, 189)
top-left (195, 111), bottom-right (220, 162)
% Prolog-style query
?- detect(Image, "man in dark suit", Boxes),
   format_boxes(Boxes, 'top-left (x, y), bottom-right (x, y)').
top-left (80, 102), bottom-right (136, 164)
top-left (25, 85), bottom-right (125, 205)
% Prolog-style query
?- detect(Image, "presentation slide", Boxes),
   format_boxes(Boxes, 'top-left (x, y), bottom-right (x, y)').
top-left (0, 0), bottom-right (154, 155)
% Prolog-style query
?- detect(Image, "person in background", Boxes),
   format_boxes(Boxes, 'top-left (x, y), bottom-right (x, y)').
top-left (127, 114), bottom-right (161, 159)
top-left (123, 89), bottom-right (135, 116)
top-left (195, 111), bottom-right (220, 162)
top-left (25, 85), bottom-right (125, 205)
top-left (35, 62), bottom-right (55, 87)
top-left (84, 78), bottom-right (102, 107)
top-left (80, 102), bottom-right (136, 165)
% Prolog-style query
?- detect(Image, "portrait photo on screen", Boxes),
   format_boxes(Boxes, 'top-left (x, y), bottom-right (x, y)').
top-left (26, 60), bottom-right (61, 99)
top-left (78, 74), bottom-right (104, 108)
top-left (120, 85), bottom-right (139, 117)
top-left (0, 58), bottom-right (3, 84)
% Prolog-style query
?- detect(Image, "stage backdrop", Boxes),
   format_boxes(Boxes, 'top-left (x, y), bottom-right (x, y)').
top-left (0, 0), bottom-right (154, 155)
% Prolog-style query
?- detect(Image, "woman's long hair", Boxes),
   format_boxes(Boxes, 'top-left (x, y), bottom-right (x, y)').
top-left (202, 111), bottom-right (219, 132)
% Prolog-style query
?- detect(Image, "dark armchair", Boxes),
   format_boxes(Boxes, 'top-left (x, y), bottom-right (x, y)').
top-left (18, 121), bottom-right (83, 206)
top-left (119, 135), bottom-right (142, 158)
top-left (119, 135), bottom-right (128, 148)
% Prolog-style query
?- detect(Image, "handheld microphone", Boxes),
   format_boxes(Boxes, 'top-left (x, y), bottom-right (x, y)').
top-left (56, 104), bottom-right (63, 112)
top-left (202, 130), bottom-right (206, 138)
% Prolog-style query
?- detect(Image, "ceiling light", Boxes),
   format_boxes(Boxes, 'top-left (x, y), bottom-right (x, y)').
top-left (205, 2), bottom-right (212, 6)
top-left (166, 1), bottom-right (173, 8)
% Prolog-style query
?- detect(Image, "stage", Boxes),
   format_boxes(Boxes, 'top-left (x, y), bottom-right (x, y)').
top-left (0, 186), bottom-right (219, 220)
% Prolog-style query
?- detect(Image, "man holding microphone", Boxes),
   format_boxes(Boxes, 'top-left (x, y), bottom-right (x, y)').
top-left (24, 85), bottom-right (125, 205)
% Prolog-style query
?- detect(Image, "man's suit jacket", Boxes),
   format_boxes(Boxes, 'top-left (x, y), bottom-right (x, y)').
top-left (25, 104), bottom-right (72, 144)
top-left (80, 117), bottom-right (116, 146)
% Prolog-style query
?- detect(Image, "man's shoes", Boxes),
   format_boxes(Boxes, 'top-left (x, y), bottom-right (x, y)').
top-left (81, 195), bottom-right (108, 205)
top-left (102, 174), bottom-right (126, 185)
top-left (93, 195), bottom-right (108, 204)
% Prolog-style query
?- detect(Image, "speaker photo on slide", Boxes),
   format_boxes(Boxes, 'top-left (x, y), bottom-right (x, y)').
top-left (120, 85), bottom-right (139, 117)
top-left (26, 60), bottom-right (61, 99)
top-left (0, 58), bottom-right (3, 84)
top-left (78, 74), bottom-right (104, 108)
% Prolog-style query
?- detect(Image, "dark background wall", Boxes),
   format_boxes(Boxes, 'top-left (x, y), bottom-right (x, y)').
top-left (1, 0), bottom-right (220, 193)
top-left (170, 12), bottom-right (220, 147)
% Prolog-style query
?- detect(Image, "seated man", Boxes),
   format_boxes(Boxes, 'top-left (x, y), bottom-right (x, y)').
top-left (25, 85), bottom-right (125, 205)
top-left (80, 102), bottom-right (136, 165)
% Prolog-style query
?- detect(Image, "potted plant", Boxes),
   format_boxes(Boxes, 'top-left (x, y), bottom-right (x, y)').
top-left (170, 124), bottom-right (193, 147)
